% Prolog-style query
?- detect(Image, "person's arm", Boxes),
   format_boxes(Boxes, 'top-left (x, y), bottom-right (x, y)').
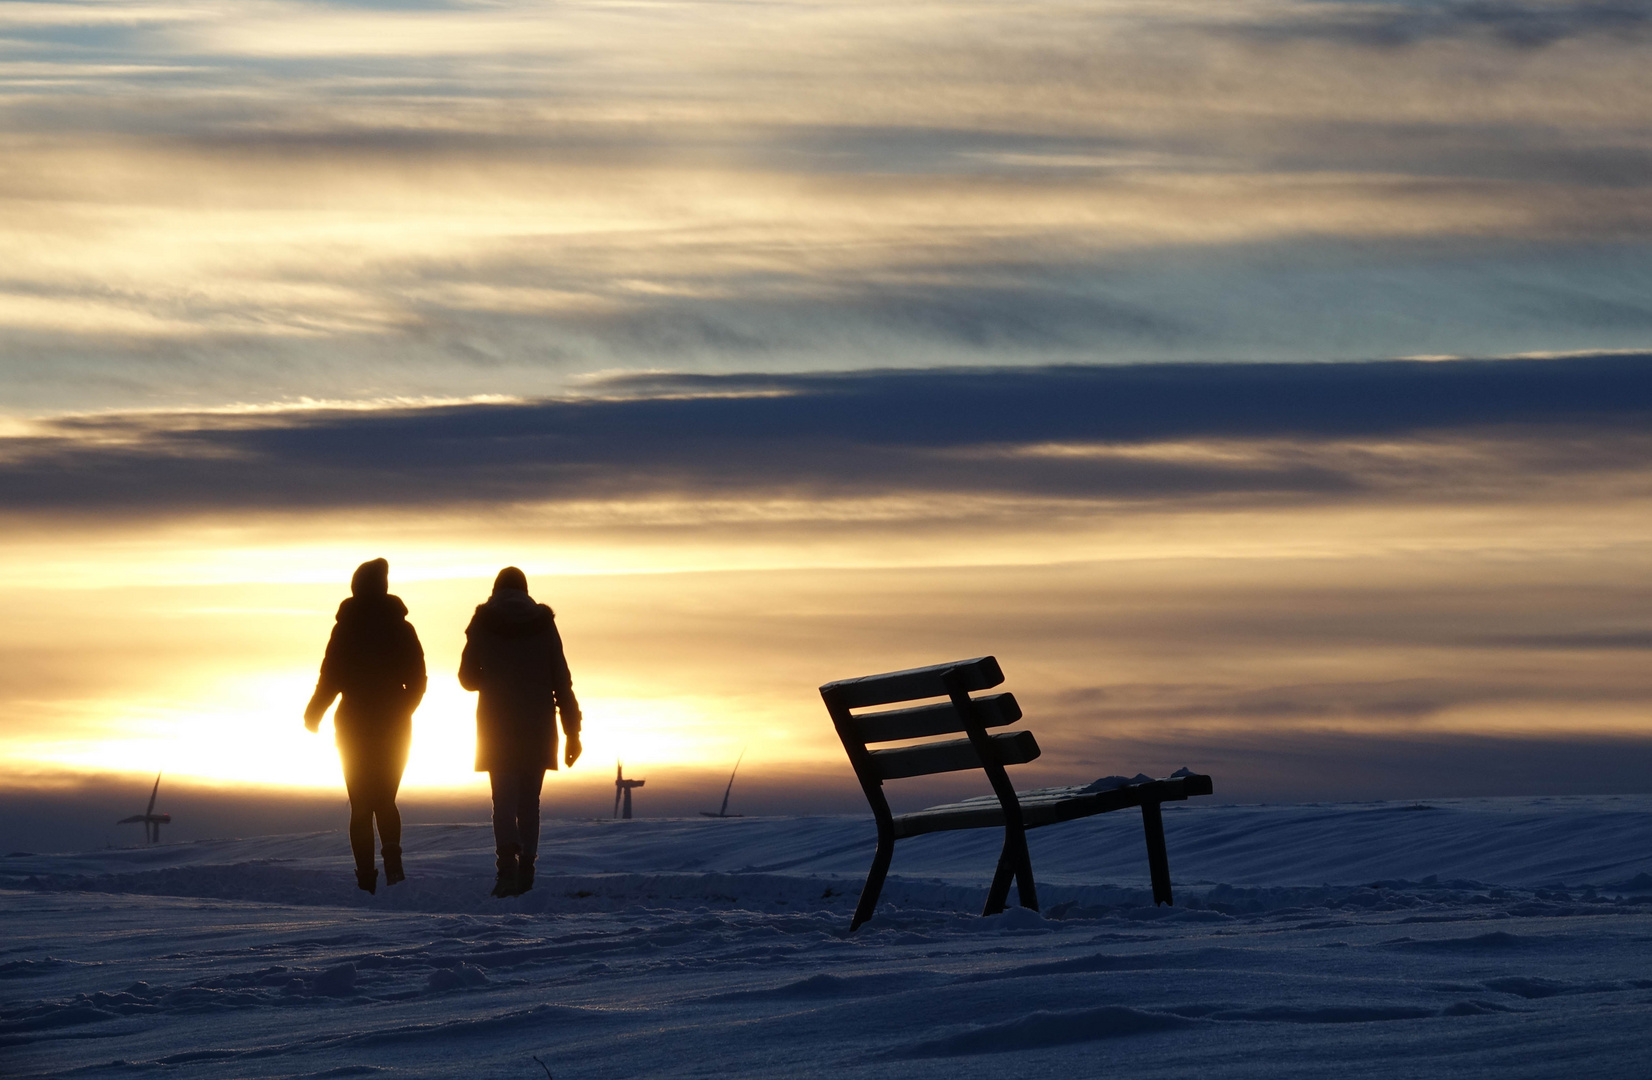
top-left (547, 619), bottom-right (581, 766)
top-left (303, 625), bottom-right (343, 732)
top-left (561, 705), bottom-right (582, 767)
top-left (402, 623), bottom-right (428, 716)
top-left (457, 621), bottom-right (482, 692)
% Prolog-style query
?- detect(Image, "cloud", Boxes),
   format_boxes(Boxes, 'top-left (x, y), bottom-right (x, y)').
top-left (587, 353), bottom-right (1652, 439)
top-left (2, 0), bottom-right (1651, 414)
top-left (0, 354), bottom-right (1648, 517)
top-left (1238, 0), bottom-right (1652, 49)
top-left (1048, 675), bottom-right (1648, 728)
top-left (1476, 630), bottom-right (1652, 650)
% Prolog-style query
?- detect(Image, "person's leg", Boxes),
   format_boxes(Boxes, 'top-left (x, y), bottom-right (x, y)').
top-left (339, 745), bottom-right (378, 893)
top-left (517, 770), bottom-right (545, 861)
top-left (489, 769), bottom-right (522, 852)
top-left (515, 770), bottom-right (546, 893)
top-left (488, 770), bottom-right (521, 897)
top-left (377, 732), bottom-right (409, 885)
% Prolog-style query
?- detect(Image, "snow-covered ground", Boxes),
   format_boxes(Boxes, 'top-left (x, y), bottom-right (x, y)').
top-left (6, 797), bottom-right (1652, 1078)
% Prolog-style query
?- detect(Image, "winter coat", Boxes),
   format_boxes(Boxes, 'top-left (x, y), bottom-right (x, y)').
top-left (306, 594), bottom-right (427, 748)
top-left (458, 588), bottom-right (581, 772)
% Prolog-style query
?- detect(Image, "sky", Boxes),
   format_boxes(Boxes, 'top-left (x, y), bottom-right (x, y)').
top-left (2, 0), bottom-right (1651, 843)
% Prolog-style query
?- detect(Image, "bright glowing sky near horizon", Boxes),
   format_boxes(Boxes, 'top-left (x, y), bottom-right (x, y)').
top-left (2, 0), bottom-right (1651, 808)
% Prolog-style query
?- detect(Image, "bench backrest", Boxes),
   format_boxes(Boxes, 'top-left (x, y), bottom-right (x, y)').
top-left (821, 656), bottom-right (1040, 826)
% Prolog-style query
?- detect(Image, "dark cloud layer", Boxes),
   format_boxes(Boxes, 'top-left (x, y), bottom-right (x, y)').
top-left (3, 354), bottom-right (1650, 516)
top-left (589, 353), bottom-right (1652, 439)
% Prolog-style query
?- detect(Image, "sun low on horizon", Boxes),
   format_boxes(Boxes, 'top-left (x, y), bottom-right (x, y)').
top-left (0, 545), bottom-right (833, 795)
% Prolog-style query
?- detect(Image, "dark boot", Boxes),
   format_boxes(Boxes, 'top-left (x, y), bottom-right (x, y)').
top-left (491, 845), bottom-right (520, 898)
top-left (356, 866), bottom-right (378, 894)
top-left (516, 856), bottom-right (535, 895)
top-left (383, 846), bottom-right (405, 886)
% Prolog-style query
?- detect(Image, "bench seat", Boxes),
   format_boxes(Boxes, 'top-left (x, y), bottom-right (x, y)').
top-left (893, 772), bottom-right (1214, 839)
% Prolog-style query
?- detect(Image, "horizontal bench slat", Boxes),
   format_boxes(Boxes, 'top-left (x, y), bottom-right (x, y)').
top-left (891, 774), bottom-right (1215, 838)
top-left (821, 656), bottom-right (1003, 710)
top-left (869, 730), bottom-right (1040, 781)
top-left (853, 692), bottom-right (1022, 744)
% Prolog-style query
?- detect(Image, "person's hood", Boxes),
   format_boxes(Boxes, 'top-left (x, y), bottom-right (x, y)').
top-left (471, 587), bottom-right (553, 637)
top-left (336, 593), bottom-right (409, 623)
top-left (351, 558), bottom-right (389, 598)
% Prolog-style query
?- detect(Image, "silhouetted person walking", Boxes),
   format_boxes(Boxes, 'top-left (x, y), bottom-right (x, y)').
top-left (459, 567), bottom-right (582, 898)
top-left (304, 558), bottom-right (427, 894)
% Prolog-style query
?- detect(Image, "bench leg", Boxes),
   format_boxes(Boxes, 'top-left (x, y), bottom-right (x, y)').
top-left (1141, 800), bottom-right (1173, 906)
top-left (851, 830), bottom-right (895, 931)
top-left (984, 844), bottom-right (1015, 915)
top-left (983, 828), bottom-right (1038, 915)
top-left (1014, 830), bottom-right (1039, 912)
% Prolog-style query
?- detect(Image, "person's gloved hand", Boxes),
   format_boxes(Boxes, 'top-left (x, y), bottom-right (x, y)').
top-left (564, 732), bottom-right (582, 768)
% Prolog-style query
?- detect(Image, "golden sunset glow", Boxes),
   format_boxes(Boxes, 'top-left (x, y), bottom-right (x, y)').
top-left (2, 0), bottom-right (1651, 837)
top-left (5, 449), bottom-right (1651, 801)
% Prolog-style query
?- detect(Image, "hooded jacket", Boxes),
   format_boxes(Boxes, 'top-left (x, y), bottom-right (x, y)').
top-left (458, 587), bottom-right (580, 772)
top-left (305, 561), bottom-right (427, 746)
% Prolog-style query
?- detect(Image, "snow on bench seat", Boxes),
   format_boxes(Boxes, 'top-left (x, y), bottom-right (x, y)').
top-left (893, 772), bottom-right (1215, 838)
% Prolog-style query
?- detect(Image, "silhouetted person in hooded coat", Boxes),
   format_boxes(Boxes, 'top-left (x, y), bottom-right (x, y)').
top-left (459, 567), bottom-right (582, 897)
top-left (304, 558), bottom-right (427, 894)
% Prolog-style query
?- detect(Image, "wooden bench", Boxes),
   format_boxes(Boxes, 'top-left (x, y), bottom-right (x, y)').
top-left (821, 655), bottom-right (1214, 931)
